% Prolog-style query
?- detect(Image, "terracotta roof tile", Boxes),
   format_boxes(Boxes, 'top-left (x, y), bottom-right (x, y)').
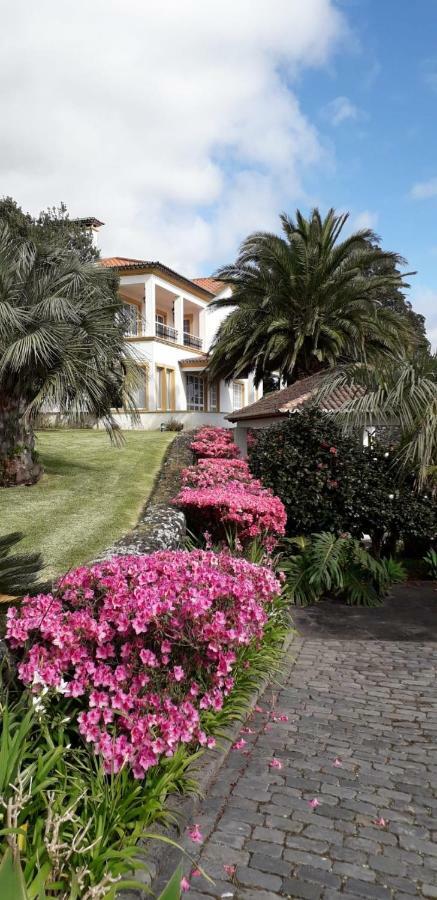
top-left (179, 356), bottom-right (209, 368)
top-left (192, 277), bottom-right (224, 295)
top-left (226, 372), bottom-right (363, 421)
top-left (99, 258), bottom-right (215, 298)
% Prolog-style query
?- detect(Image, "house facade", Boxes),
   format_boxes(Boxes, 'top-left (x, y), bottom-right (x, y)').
top-left (100, 257), bottom-right (261, 429)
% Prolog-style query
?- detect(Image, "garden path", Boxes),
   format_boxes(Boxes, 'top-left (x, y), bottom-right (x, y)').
top-left (179, 584), bottom-right (437, 900)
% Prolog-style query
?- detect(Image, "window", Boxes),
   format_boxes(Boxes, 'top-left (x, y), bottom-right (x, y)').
top-left (186, 374), bottom-right (205, 411)
top-left (232, 381), bottom-right (244, 410)
top-left (156, 366), bottom-right (175, 411)
top-left (122, 302), bottom-right (139, 336)
top-left (132, 366), bottom-right (148, 409)
top-left (183, 317), bottom-right (191, 335)
top-left (208, 381), bottom-right (218, 412)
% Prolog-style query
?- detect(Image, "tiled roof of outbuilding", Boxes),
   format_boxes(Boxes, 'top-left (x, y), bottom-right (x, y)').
top-left (226, 372), bottom-right (363, 422)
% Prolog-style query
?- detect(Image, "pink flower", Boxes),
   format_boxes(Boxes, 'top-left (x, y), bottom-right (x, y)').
top-left (224, 864), bottom-right (236, 877)
top-left (232, 738), bottom-right (246, 750)
top-left (187, 823), bottom-right (203, 843)
top-left (6, 547), bottom-right (280, 780)
top-left (333, 757), bottom-right (342, 768)
top-left (254, 705), bottom-right (264, 713)
top-left (308, 798), bottom-right (320, 809)
top-left (269, 758), bottom-right (283, 769)
top-left (191, 869), bottom-right (201, 878)
top-left (181, 875), bottom-right (191, 891)
top-left (374, 817), bottom-right (388, 828)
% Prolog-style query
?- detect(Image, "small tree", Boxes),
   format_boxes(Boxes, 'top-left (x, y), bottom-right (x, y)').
top-left (0, 222), bottom-right (135, 486)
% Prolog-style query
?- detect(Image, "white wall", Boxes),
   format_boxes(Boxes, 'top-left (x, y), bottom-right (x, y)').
top-left (110, 411), bottom-right (233, 431)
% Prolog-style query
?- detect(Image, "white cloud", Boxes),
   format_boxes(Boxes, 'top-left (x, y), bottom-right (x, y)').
top-left (350, 210), bottom-right (379, 231)
top-left (0, 0), bottom-right (346, 274)
top-left (410, 177), bottom-right (437, 200)
top-left (322, 95), bottom-right (359, 126)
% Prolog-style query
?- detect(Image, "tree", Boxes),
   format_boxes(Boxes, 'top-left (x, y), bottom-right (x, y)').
top-left (0, 197), bottom-right (100, 262)
top-left (206, 208), bottom-right (417, 385)
top-left (317, 354), bottom-right (437, 491)
top-left (0, 222), bottom-right (136, 486)
top-left (363, 238), bottom-right (428, 350)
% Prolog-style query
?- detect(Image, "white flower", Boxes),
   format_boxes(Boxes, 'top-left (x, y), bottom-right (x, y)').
top-left (384, 452), bottom-right (389, 458)
top-left (388, 494), bottom-right (394, 500)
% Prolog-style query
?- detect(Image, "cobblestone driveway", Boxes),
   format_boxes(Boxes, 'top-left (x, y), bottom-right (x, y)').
top-left (182, 638), bottom-right (437, 900)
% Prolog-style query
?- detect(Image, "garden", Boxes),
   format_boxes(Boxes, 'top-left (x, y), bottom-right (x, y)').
top-left (0, 203), bottom-right (436, 898)
top-left (2, 419), bottom-right (435, 896)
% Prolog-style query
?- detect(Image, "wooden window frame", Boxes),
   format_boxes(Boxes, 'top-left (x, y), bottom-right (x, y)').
top-left (156, 365), bottom-right (176, 412)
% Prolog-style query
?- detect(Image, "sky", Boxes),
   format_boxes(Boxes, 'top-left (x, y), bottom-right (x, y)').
top-left (1, 0), bottom-right (436, 345)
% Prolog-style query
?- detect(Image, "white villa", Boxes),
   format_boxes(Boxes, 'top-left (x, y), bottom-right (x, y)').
top-left (100, 256), bottom-right (261, 429)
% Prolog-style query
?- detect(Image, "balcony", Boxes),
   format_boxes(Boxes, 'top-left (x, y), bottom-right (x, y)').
top-left (155, 320), bottom-right (178, 342)
top-left (183, 331), bottom-right (203, 350)
top-left (122, 308), bottom-right (203, 350)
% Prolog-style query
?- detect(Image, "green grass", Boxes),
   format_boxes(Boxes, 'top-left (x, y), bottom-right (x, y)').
top-left (0, 429), bottom-right (174, 579)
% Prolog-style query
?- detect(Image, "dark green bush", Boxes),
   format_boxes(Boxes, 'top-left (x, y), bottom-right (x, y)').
top-left (249, 410), bottom-right (436, 556)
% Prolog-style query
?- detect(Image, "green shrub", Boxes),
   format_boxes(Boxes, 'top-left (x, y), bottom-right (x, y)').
top-left (424, 548), bottom-right (437, 580)
top-left (0, 532), bottom-right (43, 597)
top-left (281, 531), bottom-right (406, 607)
top-left (249, 410), bottom-right (436, 556)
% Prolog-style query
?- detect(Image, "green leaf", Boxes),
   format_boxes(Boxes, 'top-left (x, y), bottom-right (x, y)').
top-left (157, 864), bottom-right (183, 900)
top-left (0, 848), bottom-right (29, 900)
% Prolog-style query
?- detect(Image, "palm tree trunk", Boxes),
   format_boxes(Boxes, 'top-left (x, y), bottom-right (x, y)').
top-left (0, 395), bottom-right (42, 486)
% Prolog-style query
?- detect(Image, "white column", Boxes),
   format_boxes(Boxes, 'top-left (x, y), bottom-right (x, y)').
top-left (144, 275), bottom-right (156, 336)
top-left (174, 295), bottom-right (184, 344)
top-left (234, 424), bottom-right (248, 458)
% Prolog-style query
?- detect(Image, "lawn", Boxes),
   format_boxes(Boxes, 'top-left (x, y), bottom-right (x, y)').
top-left (0, 429), bottom-right (174, 579)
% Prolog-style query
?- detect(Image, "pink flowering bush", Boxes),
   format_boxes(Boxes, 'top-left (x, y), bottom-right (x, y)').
top-left (175, 450), bottom-right (287, 547)
top-left (190, 426), bottom-right (240, 459)
top-left (6, 550), bottom-right (280, 779)
top-left (181, 458), bottom-right (255, 490)
top-left (174, 483), bottom-right (286, 545)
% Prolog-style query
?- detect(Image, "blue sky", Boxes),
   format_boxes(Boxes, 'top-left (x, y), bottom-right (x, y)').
top-left (1, 1), bottom-right (436, 344)
top-left (292, 0), bottom-right (437, 343)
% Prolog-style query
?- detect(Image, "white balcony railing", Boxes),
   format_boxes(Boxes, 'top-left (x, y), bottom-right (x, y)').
top-left (183, 332), bottom-right (203, 350)
top-left (155, 320), bottom-right (179, 341)
top-left (122, 310), bottom-right (203, 350)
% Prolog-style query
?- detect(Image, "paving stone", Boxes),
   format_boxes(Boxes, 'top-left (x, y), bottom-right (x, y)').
top-left (345, 878), bottom-right (392, 898)
top-left (249, 853), bottom-right (290, 877)
top-left (281, 877), bottom-right (323, 899)
top-left (295, 865), bottom-right (341, 888)
top-left (235, 865), bottom-right (282, 891)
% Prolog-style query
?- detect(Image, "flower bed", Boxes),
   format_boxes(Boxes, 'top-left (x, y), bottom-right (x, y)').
top-left (175, 428), bottom-right (287, 546)
top-left (181, 458), bottom-right (255, 489)
top-left (190, 426), bottom-right (240, 459)
top-left (7, 550), bottom-right (280, 780)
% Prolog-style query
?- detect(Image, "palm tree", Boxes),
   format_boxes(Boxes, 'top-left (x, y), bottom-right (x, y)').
top-left (0, 222), bottom-right (136, 486)
top-left (317, 354), bottom-right (437, 491)
top-left (207, 208), bottom-right (416, 385)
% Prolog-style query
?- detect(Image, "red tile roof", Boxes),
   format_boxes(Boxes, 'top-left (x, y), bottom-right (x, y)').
top-left (99, 258), bottom-right (215, 298)
top-left (192, 277), bottom-right (224, 295)
top-left (226, 372), bottom-right (363, 422)
top-left (100, 256), bottom-right (147, 268)
top-left (179, 356), bottom-right (209, 368)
